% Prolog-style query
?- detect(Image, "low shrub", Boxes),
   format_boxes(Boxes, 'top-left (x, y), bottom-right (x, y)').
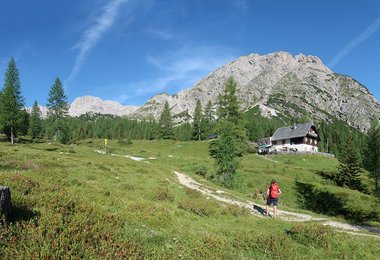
top-left (255, 233), bottom-right (292, 258)
top-left (193, 165), bottom-right (208, 178)
top-left (121, 183), bottom-right (135, 190)
top-left (222, 204), bottom-right (251, 216)
top-left (185, 188), bottom-right (202, 199)
top-left (118, 138), bottom-right (132, 145)
top-left (153, 188), bottom-right (175, 202)
top-left (286, 223), bottom-right (333, 247)
top-left (178, 198), bottom-right (218, 217)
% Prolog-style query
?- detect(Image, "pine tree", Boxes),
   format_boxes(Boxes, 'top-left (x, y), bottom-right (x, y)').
top-left (0, 58), bottom-right (25, 144)
top-left (201, 100), bottom-right (215, 139)
top-left (28, 100), bottom-right (43, 139)
top-left (337, 135), bottom-right (362, 190)
top-left (363, 118), bottom-right (380, 191)
top-left (46, 78), bottom-right (69, 143)
top-left (158, 101), bottom-right (173, 139)
top-left (192, 99), bottom-right (203, 140)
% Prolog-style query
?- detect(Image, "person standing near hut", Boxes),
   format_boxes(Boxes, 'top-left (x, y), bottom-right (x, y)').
top-left (265, 180), bottom-right (281, 217)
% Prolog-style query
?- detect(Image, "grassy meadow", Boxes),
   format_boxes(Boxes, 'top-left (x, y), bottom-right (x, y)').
top-left (0, 138), bottom-right (379, 259)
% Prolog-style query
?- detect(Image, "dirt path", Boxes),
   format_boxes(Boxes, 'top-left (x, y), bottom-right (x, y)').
top-left (93, 149), bottom-right (380, 238)
top-left (174, 171), bottom-right (380, 238)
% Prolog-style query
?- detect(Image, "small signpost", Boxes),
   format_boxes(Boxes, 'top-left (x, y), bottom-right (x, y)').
top-left (104, 138), bottom-right (108, 154)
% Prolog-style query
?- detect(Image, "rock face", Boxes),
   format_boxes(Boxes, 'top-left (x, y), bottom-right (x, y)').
top-left (0, 186), bottom-right (11, 220)
top-left (30, 96), bottom-right (140, 118)
top-left (133, 51), bottom-right (380, 132)
top-left (69, 96), bottom-right (139, 117)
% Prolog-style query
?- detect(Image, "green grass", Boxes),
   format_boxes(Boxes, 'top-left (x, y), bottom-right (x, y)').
top-left (0, 139), bottom-right (379, 258)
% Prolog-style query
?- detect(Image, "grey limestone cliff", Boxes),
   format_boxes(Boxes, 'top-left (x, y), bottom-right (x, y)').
top-left (133, 51), bottom-right (380, 132)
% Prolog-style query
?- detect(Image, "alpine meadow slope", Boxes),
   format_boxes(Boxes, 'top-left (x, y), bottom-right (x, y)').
top-left (134, 51), bottom-right (380, 132)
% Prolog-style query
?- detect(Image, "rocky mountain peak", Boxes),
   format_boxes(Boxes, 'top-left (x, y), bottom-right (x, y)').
top-left (133, 51), bottom-right (379, 132)
top-left (69, 96), bottom-right (139, 117)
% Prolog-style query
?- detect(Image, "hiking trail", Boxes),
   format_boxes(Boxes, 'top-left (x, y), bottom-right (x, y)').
top-left (93, 150), bottom-right (380, 238)
top-left (174, 171), bottom-right (380, 238)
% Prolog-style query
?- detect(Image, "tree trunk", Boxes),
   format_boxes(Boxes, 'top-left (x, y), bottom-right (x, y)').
top-left (11, 126), bottom-right (14, 145)
top-left (0, 186), bottom-right (12, 220)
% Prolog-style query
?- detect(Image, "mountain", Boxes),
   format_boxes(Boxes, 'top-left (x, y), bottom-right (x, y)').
top-left (133, 51), bottom-right (380, 132)
top-left (30, 96), bottom-right (139, 118)
top-left (69, 96), bottom-right (139, 117)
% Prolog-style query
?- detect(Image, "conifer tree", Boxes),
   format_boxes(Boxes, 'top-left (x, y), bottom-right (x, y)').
top-left (216, 76), bottom-right (247, 154)
top-left (363, 118), bottom-right (380, 191)
top-left (28, 100), bottom-right (43, 139)
top-left (192, 99), bottom-right (203, 140)
top-left (209, 77), bottom-right (247, 187)
top-left (209, 120), bottom-right (239, 187)
top-left (0, 58), bottom-right (25, 144)
top-left (337, 134), bottom-right (362, 190)
top-left (46, 77), bottom-right (69, 143)
top-left (158, 101), bottom-right (173, 139)
top-left (201, 100), bottom-right (215, 139)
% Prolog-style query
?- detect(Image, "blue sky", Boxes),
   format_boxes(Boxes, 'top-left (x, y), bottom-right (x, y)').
top-left (0, 0), bottom-right (379, 106)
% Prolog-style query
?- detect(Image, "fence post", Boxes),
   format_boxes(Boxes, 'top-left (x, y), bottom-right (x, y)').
top-left (0, 186), bottom-right (12, 220)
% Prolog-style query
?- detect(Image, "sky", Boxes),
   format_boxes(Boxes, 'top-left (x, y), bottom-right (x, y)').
top-left (0, 0), bottom-right (379, 107)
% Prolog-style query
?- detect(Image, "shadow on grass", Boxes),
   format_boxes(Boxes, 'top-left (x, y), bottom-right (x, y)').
top-left (296, 181), bottom-right (380, 223)
top-left (295, 181), bottom-right (348, 216)
top-left (45, 147), bottom-right (60, 152)
top-left (315, 170), bottom-right (337, 184)
top-left (10, 204), bottom-right (39, 222)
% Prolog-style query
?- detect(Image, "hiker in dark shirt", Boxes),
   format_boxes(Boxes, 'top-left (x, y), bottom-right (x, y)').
top-left (265, 179), bottom-right (282, 217)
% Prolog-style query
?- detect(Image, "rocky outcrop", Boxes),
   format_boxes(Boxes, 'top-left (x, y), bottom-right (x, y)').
top-left (133, 51), bottom-right (380, 132)
top-left (30, 96), bottom-right (140, 118)
top-left (69, 96), bottom-right (139, 117)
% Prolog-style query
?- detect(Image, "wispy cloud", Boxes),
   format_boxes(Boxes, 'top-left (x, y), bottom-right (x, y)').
top-left (329, 17), bottom-right (380, 68)
top-left (233, 0), bottom-right (248, 12)
top-left (146, 28), bottom-right (174, 40)
top-left (117, 46), bottom-right (238, 103)
top-left (65, 0), bottom-right (127, 85)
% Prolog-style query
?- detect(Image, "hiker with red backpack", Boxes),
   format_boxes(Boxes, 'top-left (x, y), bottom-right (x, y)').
top-left (265, 179), bottom-right (282, 217)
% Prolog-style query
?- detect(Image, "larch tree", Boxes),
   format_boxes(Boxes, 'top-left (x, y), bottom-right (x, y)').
top-left (209, 77), bottom-right (248, 187)
top-left (158, 101), bottom-right (173, 139)
top-left (46, 77), bottom-right (69, 143)
top-left (201, 100), bottom-right (215, 139)
top-left (0, 58), bottom-right (25, 144)
top-left (28, 100), bottom-right (43, 139)
top-left (363, 118), bottom-right (380, 191)
top-left (192, 99), bottom-right (203, 140)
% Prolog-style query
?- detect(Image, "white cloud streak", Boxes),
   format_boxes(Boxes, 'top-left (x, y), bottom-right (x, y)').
top-left (146, 28), bottom-right (174, 40)
top-left (65, 0), bottom-right (127, 85)
top-left (118, 46), bottom-right (238, 102)
top-left (329, 17), bottom-right (380, 68)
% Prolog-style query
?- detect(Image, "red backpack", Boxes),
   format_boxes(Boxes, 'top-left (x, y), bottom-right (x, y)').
top-left (269, 183), bottom-right (279, 199)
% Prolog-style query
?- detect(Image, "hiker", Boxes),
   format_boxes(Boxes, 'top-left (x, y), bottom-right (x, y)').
top-left (265, 179), bottom-right (281, 217)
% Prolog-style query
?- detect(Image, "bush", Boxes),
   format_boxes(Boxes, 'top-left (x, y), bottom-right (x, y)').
top-left (193, 165), bottom-right (208, 178)
top-left (118, 138), bottom-right (132, 145)
top-left (152, 188), bottom-right (175, 202)
top-left (286, 224), bottom-right (333, 247)
top-left (222, 204), bottom-right (251, 216)
top-left (185, 188), bottom-right (202, 199)
top-left (255, 233), bottom-right (292, 258)
top-left (178, 198), bottom-right (218, 217)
